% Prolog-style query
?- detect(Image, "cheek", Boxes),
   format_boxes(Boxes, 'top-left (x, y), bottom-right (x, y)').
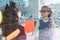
top-left (41, 13), bottom-right (44, 16)
top-left (41, 13), bottom-right (50, 17)
top-left (41, 13), bottom-right (46, 16)
top-left (47, 13), bottom-right (50, 16)
top-left (18, 12), bottom-right (21, 18)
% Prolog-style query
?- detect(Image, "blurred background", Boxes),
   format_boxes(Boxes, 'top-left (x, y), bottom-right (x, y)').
top-left (0, 0), bottom-right (60, 40)
top-left (0, 0), bottom-right (60, 26)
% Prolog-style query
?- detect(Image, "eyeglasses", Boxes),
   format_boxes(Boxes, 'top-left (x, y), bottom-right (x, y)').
top-left (40, 10), bottom-right (50, 13)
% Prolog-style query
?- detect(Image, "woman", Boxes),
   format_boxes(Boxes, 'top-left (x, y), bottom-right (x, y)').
top-left (2, 3), bottom-right (26, 40)
top-left (36, 6), bottom-right (55, 40)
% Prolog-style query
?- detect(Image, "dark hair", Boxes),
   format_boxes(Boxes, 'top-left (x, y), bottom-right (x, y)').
top-left (5, 4), bottom-right (10, 9)
top-left (41, 6), bottom-right (52, 17)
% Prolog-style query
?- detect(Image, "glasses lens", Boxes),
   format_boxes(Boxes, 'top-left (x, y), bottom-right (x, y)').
top-left (40, 10), bottom-right (49, 13)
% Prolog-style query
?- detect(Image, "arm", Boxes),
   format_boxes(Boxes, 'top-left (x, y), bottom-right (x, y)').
top-left (35, 21), bottom-right (40, 30)
top-left (6, 28), bottom-right (20, 40)
top-left (51, 21), bottom-right (56, 28)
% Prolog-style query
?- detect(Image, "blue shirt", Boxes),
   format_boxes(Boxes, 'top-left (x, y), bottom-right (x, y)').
top-left (39, 19), bottom-right (50, 30)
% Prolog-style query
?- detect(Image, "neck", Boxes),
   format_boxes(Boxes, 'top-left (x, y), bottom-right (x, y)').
top-left (43, 17), bottom-right (49, 20)
top-left (42, 17), bottom-right (49, 22)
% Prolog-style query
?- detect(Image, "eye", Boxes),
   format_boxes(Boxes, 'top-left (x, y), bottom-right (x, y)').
top-left (40, 10), bottom-right (50, 13)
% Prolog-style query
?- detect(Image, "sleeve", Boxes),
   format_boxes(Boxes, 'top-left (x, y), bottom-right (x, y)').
top-left (50, 20), bottom-right (56, 28)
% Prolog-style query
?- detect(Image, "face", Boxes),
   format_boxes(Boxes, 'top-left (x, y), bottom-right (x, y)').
top-left (40, 8), bottom-right (50, 17)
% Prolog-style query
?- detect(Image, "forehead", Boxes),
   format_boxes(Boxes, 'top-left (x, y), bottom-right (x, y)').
top-left (41, 7), bottom-right (49, 10)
